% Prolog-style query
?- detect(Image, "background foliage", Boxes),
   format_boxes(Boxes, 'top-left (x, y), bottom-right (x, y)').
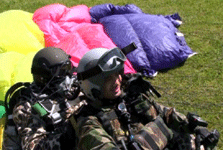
top-left (0, 0), bottom-right (222, 148)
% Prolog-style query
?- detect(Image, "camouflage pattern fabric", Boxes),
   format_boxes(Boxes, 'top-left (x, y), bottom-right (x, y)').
top-left (76, 116), bottom-right (119, 150)
top-left (10, 99), bottom-right (77, 150)
top-left (134, 116), bottom-right (173, 149)
top-left (75, 92), bottom-right (201, 150)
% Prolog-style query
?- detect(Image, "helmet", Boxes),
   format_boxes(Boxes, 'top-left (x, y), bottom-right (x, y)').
top-left (31, 47), bottom-right (73, 86)
top-left (77, 47), bottom-right (126, 101)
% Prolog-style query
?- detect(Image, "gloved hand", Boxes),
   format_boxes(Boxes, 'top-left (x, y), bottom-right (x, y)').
top-left (194, 127), bottom-right (220, 150)
top-left (61, 100), bottom-right (87, 120)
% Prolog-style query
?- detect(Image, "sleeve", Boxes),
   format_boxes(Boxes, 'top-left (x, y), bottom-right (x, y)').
top-left (76, 115), bottom-right (120, 150)
top-left (148, 97), bottom-right (190, 133)
top-left (134, 92), bottom-right (190, 132)
top-left (13, 101), bottom-right (62, 150)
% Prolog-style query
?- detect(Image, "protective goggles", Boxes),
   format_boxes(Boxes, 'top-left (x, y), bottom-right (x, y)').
top-left (77, 47), bottom-right (126, 80)
top-left (52, 60), bottom-right (74, 78)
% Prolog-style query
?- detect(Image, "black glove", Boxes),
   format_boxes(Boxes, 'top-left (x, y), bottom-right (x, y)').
top-left (187, 112), bottom-right (208, 132)
top-left (194, 127), bottom-right (220, 150)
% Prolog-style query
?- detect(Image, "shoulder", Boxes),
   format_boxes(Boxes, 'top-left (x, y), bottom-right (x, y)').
top-left (5, 83), bottom-right (32, 116)
top-left (13, 100), bottom-right (33, 125)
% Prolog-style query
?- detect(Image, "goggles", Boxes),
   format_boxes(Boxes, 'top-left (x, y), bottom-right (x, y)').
top-left (53, 60), bottom-right (74, 78)
top-left (78, 47), bottom-right (126, 80)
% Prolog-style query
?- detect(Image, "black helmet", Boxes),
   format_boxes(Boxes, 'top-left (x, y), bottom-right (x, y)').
top-left (31, 47), bottom-right (73, 85)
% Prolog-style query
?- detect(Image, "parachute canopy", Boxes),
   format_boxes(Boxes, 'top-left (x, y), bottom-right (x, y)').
top-left (0, 10), bottom-right (45, 118)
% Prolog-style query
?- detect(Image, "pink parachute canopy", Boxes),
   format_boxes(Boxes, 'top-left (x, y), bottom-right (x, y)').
top-left (33, 4), bottom-right (136, 74)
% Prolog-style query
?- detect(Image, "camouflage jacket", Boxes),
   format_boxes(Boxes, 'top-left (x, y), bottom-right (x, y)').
top-left (75, 92), bottom-right (198, 150)
top-left (10, 84), bottom-right (77, 150)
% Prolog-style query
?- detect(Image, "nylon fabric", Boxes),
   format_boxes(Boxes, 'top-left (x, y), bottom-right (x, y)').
top-left (32, 4), bottom-right (136, 75)
top-left (0, 117), bottom-right (5, 150)
top-left (90, 4), bottom-right (196, 77)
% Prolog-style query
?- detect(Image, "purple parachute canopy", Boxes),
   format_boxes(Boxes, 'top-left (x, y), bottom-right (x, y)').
top-left (90, 4), bottom-right (196, 77)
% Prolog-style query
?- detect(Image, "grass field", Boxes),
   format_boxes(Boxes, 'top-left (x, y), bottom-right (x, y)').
top-left (0, 0), bottom-right (222, 149)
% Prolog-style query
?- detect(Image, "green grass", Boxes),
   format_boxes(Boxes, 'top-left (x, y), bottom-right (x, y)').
top-left (0, 0), bottom-right (222, 149)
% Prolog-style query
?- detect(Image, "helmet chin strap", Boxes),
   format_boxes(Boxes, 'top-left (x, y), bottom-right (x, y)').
top-left (37, 60), bottom-right (73, 93)
top-left (35, 75), bottom-right (74, 101)
top-left (34, 66), bottom-right (64, 100)
top-left (85, 88), bottom-right (103, 108)
top-left (38, 71), bottom-right (58, 95)
top-left (91, 88), bottom-right (101, 100)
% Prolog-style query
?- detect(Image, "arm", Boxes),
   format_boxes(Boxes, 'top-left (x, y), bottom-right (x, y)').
top-left (131, 91), bottom-right (190, 132)
top-left (146, 95), bottom-right (190, 132)
top-left (152, 101), bottom-right (190, 132)
top-left (76, 115), bottom-right (120, 150)
top-left (13, 101), bottom-right (62, 150)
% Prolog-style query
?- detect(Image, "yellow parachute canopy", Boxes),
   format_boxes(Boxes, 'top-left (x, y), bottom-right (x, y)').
top-left (0, 9), bottom-right (44, 110)
top-left (0, 117), bottom-right (5, 150)
top-left (0, 52), bottom-right (25, 101)
top-left (0, 9), bottom-right (45, 149)
top-left (12, 52), bottom-right (37, 84)
top-left (0, 10), bottom-right (44, 54)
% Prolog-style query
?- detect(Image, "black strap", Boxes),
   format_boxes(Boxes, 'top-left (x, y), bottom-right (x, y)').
top-left (137, 129), bottom-right (159, 150)
top-left (6, 115), bottom-right (14, 126)
top-left (154, 116), bottom-right (172, 140)
top-left (121, 42), bottom-right (137, 55)
top-left (77, 43), bottom-right (137, 80)
top-left (77, 65), bottom-right (102, 80)
top-left (96, 110), bottom-right (118, 136)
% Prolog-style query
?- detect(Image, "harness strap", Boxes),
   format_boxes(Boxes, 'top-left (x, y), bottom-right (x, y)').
top-left (70, 116), bottom-right (77, 131)
top-left (5, 115), bottom-right (14, 126)
top-left (121, 42), bottom-right (137, 55)
top-left (154, 116), bottom-right (172, 140)
top-left (96, 110), bottom-right (118, 136)
top-left (77, 65), bottom-right (101, 80)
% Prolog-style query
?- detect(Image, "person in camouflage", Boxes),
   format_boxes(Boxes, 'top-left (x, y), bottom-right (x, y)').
top-left (74, 47), bottom-right (219, 150)
top-left (3, 47), bottom-right (80, 150)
